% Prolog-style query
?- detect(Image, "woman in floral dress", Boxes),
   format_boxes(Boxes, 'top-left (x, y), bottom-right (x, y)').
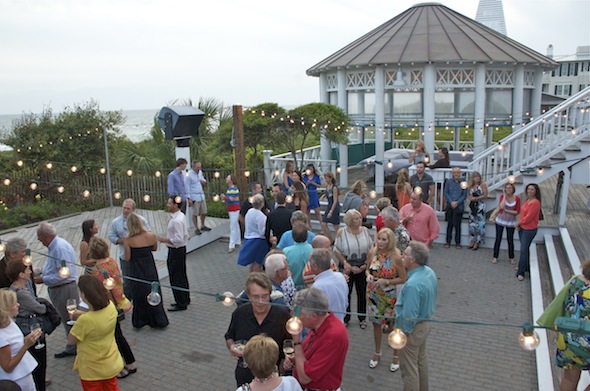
top-left (556, 259), bottom-right (590, 391)
top-left (366, 228), bottom-right (406, 372)
top-left (467, 171), bottom-right (488, 250)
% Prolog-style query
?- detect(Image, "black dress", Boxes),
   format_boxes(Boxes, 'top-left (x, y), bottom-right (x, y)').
top-left (129, 245), bottom-right (169, 329)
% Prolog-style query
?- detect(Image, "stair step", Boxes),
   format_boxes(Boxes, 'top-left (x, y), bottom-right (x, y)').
top-left (550, 155), bottom-right (566, 161)
top-left (564, 147), bottom-right (581, 152)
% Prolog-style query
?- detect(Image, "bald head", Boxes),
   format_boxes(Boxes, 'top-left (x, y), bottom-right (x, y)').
top-left (311, 235), bottom-right (331, 249)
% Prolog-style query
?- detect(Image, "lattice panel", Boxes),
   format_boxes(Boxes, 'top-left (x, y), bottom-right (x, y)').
top-left (485, 69), bottom-right (514, 86)
top-left (436, 69), bottom-right (475, 86)
top-left (347, 71), bottom-right (375, 88)
top-left (411, 70), bottom-right (423, 86)
top-left (385, 71), bottom-right (397, 86)
top-left (524, 71), bottom-right (536, 87)
top-left (326, 74), bottom-right (338, 91)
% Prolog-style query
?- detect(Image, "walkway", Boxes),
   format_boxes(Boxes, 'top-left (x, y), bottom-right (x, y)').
top-left (3, 208), bottom-right (539, 390)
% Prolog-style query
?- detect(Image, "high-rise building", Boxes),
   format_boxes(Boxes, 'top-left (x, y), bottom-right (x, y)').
top-left (475, 0), bottom-right (507, 35)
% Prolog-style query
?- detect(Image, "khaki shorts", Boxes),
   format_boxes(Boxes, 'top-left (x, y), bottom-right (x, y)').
top-left (192, 200), bottom-right (207, 215)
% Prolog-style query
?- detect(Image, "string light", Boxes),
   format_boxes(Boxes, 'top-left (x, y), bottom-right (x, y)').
top-left (286, 306), bottom-right (303, 335)
top-left (0, 242), bottom-right (5, 252)
top-left (22, 249), bottom-right (32, 266)
top-left (147, 282), bottom-right (162, 306)
top-left (538, 168), bottom-right (544, 175)
top-left (70, 165), bottom-right (77, 173)
top-left (143, 194), bottom-right (151, 203)
top-left (248, 196), bottom-right (254, 203)
top-left (101, 270), bottom-right (116, 290)
top-left (388, 328), bottom-right (407, 349)
top-left (16, 160), bottom-right (24, 167)
top-left (214, 171), bottom-right (220, 178)
top-left (3, 179), bottom-right (10, 186)
top-left (508, 175), bottom-right (516, 184)
top-left (387, 160), bottom-right (393, 169)
top-left (414, 186), bottom-right (423, 195)
top-left (220, 291), bottom-right (235, 306)
top-left (126, 170), bottom-right (133, 176)
top-left (244, 170), bottom-right (251, 177)
top-left (82, 190), bottom-right (91, 198)
top-left (155, 171), bottom-right (161, 178)
top-left (285, 195), bottom-right (293, 203)
top-left (460, 181), bottom-right (468, 190)
top-left (174, 196), bottom-right (182, 204)
top-left (369, 190), bottom-right (377, 199)
top-left (58, 260), bottom-right (71, 279)
top-left (212, 194), bottom-right (220, 202)
top-left (518, 323), bottom-right (540, 351)
top-left (57, 186), bottom-right (65, 193)
top-left (46, 163), bottom-right (53, 169)
top-left (498, 143), bottom-right (503, 151)
top-left (274, 169), bottom-right (280, 177)
top-left (114, 192), bottom-right (121, 200)
top-left (336, 167), bottom-right (341, 173)
top-left (29, 182), bottom-right (37, 190)
top-left (99, 168), bottom-right (106, 174)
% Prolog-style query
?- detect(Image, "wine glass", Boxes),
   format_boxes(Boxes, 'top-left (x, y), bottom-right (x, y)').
top-left (66, 299), bottom-right (77, 325)
top-left (232, 339), bottom-right (248, 368)
top-left (283, 339), bottom-right (294, 358)
top-left (30, 322), bottom-right (44, 349)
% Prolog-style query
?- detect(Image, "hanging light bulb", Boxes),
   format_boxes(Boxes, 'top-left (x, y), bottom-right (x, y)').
top-left (461, 151), bottom-right (467, 158)
top-left (498, 143), bottom-right (503, 151)
top-left (82, 190), bottom-right (91, 198)
top-left (369, 190), bottom-right (377, 199)
top-left (155, 171), bottom-right (161, 178)
top-left (244, 170), bottom-right (251, 177)
top-left (46, 162), bottom-right (53, 169)
top-left (518, 323), bottom-right (540, 351)
top-left (274, 169), bottom-right (280, 177)
top-left (22, 249), bottom-right (32, 266)
top-left (3, 179), bottom-right (10, 186)
top-left (571, 129), bottom-right (577, 135)
top-left (414, 186), bottom-right (423, 195)
top-left (424, 157), bottom-right (430, 164)
top-left (114, 191), bottom-right (121, 200)
top-left (174, 196), bottom-right (182, 204)
top-left (126, 170), bottom-right (133, 176)
top-left (29, 182), bottom-right (37, 190)
top-left (460, 181), bottom-right (468, 190)
top-left (143, 194), bottom-right (151, 203)
top-left (388, 328), bottom-right (407, 349)
top-left (387, 160), bottom-right (393, 169)
top-left (212, 194), bottom-right (220, 202)
top-left (305, 169), bottom-right (311, 176)
top-left (99, 167), bottom-right (106, 174)
top-left (248, 196), bottom-right (253, 204)
top-left (147, 282), bottom-right (162, 306)
top-left (336, 167), bottom-right (341, 173)
top-left (57, 185), bottom-right (65, 193)
top-left (101, 270), bottom-right (116, 290)
top-left (285, 195), bottom-right (293, 203)
top-left (58, 260), bottom-right (70, 279)
top-left (16, 160), bottom-right (24, 167)
top-left (508, 175), bottom-right (516, 184)
top-left (214, 171), bottom-right (220, 179)
top-left (0, 242), bottom-right (5, 253)
top-left (533, 135), bottom-right (539, 143)
top-left (70, 165), bottom-right (77, 173)
top-left (286, 306), bottom-right (303, 335)
top-left (220, 291), bottom-right (235, 306)
top-left (538, 168), bottom-right (544, 175)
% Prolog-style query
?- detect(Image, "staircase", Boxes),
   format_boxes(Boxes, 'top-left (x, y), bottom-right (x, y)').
top-left (469, 86), bottom-right (590, 211)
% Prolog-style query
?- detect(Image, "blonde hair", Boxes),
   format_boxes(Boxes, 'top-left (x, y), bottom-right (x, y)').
top-left (127, 213), bottom-right (147, 237)
top-left (243, 335), bottom-right (279, 379)
top-left (350, 180), bottom-right (366, 195)
top-left (0, 289), bottom-right (17, 325)
top-left (376, 228), bottom-right (398, 256)
top-left (468, 171), bottom-right (483, 188)
top-left (343, 209), bottom-right (362, 227)
top-left (396, 168), bottom-right (410, 192)
top-left (324, 172), bottom-right (336, 185)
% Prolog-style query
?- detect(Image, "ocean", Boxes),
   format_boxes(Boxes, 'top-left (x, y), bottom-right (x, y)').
top-left (0, 109), bottom-right (158, 150)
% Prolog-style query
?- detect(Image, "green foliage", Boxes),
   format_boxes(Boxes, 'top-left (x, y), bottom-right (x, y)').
top-left (206, 198), bottom-right (229, 218)
top-left (0, 199), bottom-right (80, 230)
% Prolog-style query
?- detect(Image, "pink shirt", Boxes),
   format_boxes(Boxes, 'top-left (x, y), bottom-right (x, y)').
top-left (399, 203), bottom-right (440, 244)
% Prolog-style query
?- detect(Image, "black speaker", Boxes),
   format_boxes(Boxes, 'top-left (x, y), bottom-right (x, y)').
top-left (158, 106), bottom-right (205, 140)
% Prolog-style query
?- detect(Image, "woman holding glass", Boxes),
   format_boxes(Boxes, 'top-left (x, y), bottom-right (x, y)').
top-left (515, 184), bottom-right (542, 281)
top-left (304, 164), bottom-right (322, 228)
top-left (236, 334), bottom-right (302, 391)
top-left (492, 182), bottom-right (520, 265)
top-left (0, 289), bottom-right (40, 391)
top-left (7, 261), bottom-right (49, 390)
top-left (467, 171), bottom-right (488, 251)
top-left (333, 209), bottom-right (373, 328)
top-left (67, 275), bottom-right (123, 390)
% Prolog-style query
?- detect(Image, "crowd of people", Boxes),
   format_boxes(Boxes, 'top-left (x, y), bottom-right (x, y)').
top-left (0, 151), bottom-right (578, 390)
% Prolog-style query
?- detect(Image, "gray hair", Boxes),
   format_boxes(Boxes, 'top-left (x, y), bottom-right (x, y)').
top-left (294, 288), bottom-right (329, 315)
top-left (265, 254), bottom-right (287, 279)
top-left (37, 222), bottom-right (57, 237)
top-left (251, 193), bottom-right (265, 209)
top-left (408, 241), bottom-right (429, 266)
top-left (5, 238), bottom-right (27, 254)
top-left (123, 198), bottom-right (136, 209)
top-left (381, 206), bottom-right (400, 222)
top-left (308, 248), bottom-right (331, 272)
top-left (290, 211), bottom-right (308, 224)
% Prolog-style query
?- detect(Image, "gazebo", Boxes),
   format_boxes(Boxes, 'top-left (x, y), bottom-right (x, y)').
top-left (306, 2), bottom-right (557, 191)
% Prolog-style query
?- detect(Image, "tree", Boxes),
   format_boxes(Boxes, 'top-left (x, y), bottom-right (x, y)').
top-left (243, 103), bottom-right (287, 164)
top-left (273, 103), bottom-right (349, 169)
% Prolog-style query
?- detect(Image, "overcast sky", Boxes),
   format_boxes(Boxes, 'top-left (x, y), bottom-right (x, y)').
top-left (0, 0), bottom-right (588, 115)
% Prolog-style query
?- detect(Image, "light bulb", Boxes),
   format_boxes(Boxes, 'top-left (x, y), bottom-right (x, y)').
top-left (143, 194), bottom-right (151, 202)
top-left (388, 329), bottom-right (407, 349)
top-left (571, 129), bottom-right (577, 135)
top-left (155, 171), bottom-right (161, 177)
top-left (248, 196), bottom-right (253, 204)
top-left (99, 167), bottom-right (106, 174)
top-left (101, 271), bottom-right (116, 290)
top-left (3, 179), bottom-right (10, 186)
top-left (538, 168), bottom-right (544, 175)
top-left (285, 195), bottom-right (293, 203)
top-left (221, 292), bottom-right (235, 306)
top-left (244, 170), bottom-right (250, 177)
top-left (57, 186), bottom-right (65, 193)
top-left (274, 170), bottom-right (280, 176)
top-left (71, 165), bottom-right (77, 173)
top-left (147, 282), bottom-right (161, 306)
top-left (214, 171), bottom-right (220, 178)
top-left (369, 190), bottom-right (377, 199)
top-left (126, 170), bottom-right (133, 176)
top-left (518, 328), bottom-right (540, 351)
top-left (58, 261), bottom-right (70, 279)
top-left (22, 249), bottom-right (32, 266)
top-left (82, 190), bottom-right (91, 198)
top-left (387, 161), bottom-right (393, 169)
top-left (336, 167), bottom-right (341, 173)
top-left (30, 183), bottom-right (37, 190)
top-left (507, 175), bottom-right (516, 184)
top-left (0, 243), bottom-right (5, 252)
top-left (16, 160), bottom-right (23, 167)
top-left (498, 144), bottom-right (503, 151)
top-left (46, 163), bottom-right (53, 169)
top-left (174, 196), bottom-right (182, 204)
top-left (461, 151), bottom-right (466, 157)
top-left (212, 194), bottom-right (220, 202)
top-left (286, 317), bottom-right (303, 335)
top-left (460, 181), bottom-right (468, 190)
top-left (305, 169), bottom-right (311, 176)
top-left (114, 192), bottom-right (121, 200)
top-left (414, 186), bottom-right (423, 195)
top-left (424, 157), bottom-right (430, 164)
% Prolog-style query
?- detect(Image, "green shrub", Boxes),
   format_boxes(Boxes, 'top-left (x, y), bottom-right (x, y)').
top-left (0, 200), bottom-right (80, 231)
top-left (206, 199), bottom-right (229, 218)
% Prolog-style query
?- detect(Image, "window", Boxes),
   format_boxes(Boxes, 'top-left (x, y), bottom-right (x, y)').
top-left (555, 85), bottom-right (563, 95)
top-left (542, 84), bottom-right (549, 93)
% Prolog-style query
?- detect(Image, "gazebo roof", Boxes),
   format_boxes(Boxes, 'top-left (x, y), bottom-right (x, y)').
top-left (307, 2), bottom-right (557, 75)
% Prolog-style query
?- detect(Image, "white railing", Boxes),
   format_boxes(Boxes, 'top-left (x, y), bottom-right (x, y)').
top-left (390, 140), bottom-right (474, 151)
top-left (468, 86), bottom-right (590, 192)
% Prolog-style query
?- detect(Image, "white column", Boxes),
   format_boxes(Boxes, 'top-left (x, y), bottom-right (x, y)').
top-left (319, 73), bottom-right (329, 103)
top-left (531, 70), bottom-right (544, 118)
top-left (559, 169), bottom-right (570, 226)
top-left (262, 150), bottom-right (273, 189)
top-left (423, 64), bottom-right (436, 153)
top-left (339, 144), bottom-right (348, 187)
top-left (512, 65), bottom-right (525, 164)
top-left (375, 65), bottom-right (385, 194)
top-left (335, 68), bottom-right (349, 187)
top-left (474, 64), bottom-right (486, 155)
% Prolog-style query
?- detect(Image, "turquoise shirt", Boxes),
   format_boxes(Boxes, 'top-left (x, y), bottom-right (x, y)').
top-left (395, 265), bottom-right (437, 333)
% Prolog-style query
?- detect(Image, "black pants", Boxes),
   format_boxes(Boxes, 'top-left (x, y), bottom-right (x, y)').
top-left (29, 341), bottom-right (46, 391)
top-left (493, 224), bottom-right (515, 259)
top-left (114, 321), bottom-right (135, 365)
top-left (167, 246), bottom-right (190, 307)
top-left (446, 206), bottom-right (463, 245)
top-left (344, 269), bottom-right (367, 323)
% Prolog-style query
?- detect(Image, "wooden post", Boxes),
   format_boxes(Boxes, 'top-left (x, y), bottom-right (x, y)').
top-left (233, 105), bottom-right (247, 199)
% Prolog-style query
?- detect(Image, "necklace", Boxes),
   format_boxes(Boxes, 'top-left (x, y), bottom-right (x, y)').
top-left (253, 373), bottom-right (276, 383)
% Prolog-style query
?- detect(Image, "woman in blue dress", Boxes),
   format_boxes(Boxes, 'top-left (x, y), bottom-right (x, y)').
top-left (304, 164), bottom-right (322, 229)
top-left (282, 160), bottom-right (295, 193)
top-left (320, 171), bottom-right (340, 243)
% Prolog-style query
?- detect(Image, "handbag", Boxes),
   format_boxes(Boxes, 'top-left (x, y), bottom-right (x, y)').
top-left (37, 297), bottom-right (61, 335)
top-left (110, 291), bottom-right (125, 322)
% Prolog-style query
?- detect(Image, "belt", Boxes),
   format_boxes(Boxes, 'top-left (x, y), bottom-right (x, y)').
top-left (49, 280), bottom-right (75, 289)
top-left (167, 245), bottom-right (187, 250)
top-left (304, 388), bottom-right (340, 391)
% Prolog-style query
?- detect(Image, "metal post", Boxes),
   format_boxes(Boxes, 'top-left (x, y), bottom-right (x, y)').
top-left (103, 124), bottom-right (113, 207)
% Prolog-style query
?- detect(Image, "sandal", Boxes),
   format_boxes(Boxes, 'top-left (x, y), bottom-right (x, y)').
top-left (491, 258), bottom-right (497, 264)
top-left (444, 243), bottom-right (450, 248)
top-left (390, 355), bottom-right (400, 372)
top-left (360, 320), bottom-right (368, 329)
top-left (510, 259), bottom-right (516, 265)
top-left (117, 369), bottom-right (130, 379)
top-left (369, 352), bottom-right (382, 368)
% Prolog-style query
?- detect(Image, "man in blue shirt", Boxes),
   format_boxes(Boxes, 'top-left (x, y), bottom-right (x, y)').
top-left (167, 158), bottom-right (188, 213)
top-left (283, 224), bottom-right (312, 289)
top-left (310, 248), bottom-right (348, 323)
top-left (443, 167), bottom-right (467, 248)
top-left (34, 222), bottom-right (79, 358)
top-left (395, 241), bottom-right (437, 391)
top-left (277, 211), bottom-right (315, 250)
